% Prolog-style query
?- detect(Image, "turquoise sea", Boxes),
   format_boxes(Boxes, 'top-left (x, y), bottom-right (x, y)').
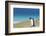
top-left (13, 8), bottom-right (39, 21)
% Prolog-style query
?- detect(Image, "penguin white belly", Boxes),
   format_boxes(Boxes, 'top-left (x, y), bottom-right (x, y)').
top-left (30, 19), bottom-right (33, 26)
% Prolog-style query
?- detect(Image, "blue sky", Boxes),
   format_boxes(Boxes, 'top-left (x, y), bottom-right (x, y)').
top-left (13, 8), bottom-right (39, 21)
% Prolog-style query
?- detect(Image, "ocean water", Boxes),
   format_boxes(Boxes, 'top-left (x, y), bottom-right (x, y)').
top-left (13, 8), bottom-right (39, 22)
